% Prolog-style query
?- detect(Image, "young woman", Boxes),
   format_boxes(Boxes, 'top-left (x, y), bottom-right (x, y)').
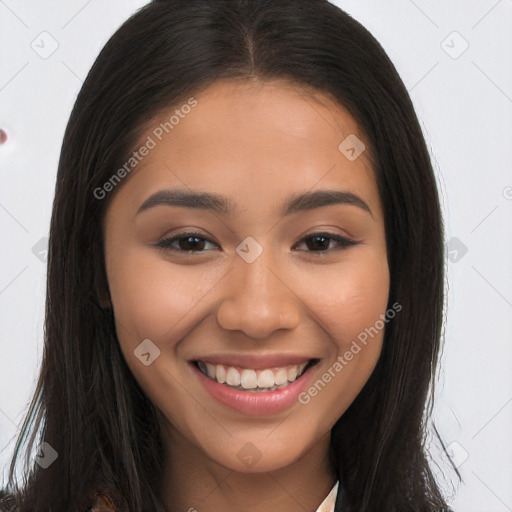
top-left (0, 1), bottom-right (457, 510)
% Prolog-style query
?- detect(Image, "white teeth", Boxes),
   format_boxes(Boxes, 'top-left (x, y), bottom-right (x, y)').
top-left (226, 367), bottom-right (241, 386)
top-left (215, 364), bottom-right (226, 384)
top-left (258, 369), bottom-right (274, 388)
top-left (274, 368), bottom-right (288, 386)
top-left (196, 360), bottom-right (312, 391)
top-left (287, 366), bottom-right (298, 382)
top-left (205, 362), bottom-right (216, 379)
top-left (240, 369), bottom-right (258, 389)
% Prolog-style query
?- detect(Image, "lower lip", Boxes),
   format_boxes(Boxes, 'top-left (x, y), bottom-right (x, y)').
top-left (190, 362), bottom-right (316, 416)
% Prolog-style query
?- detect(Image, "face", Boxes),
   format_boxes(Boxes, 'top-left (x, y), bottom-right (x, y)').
top-left (103, 79), bottom-right (389, 474)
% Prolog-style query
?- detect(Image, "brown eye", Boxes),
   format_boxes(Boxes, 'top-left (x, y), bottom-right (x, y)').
top-left (154, 232), bottom-right (218, 252)
top-left (293, 232), bottom-right (358, 253)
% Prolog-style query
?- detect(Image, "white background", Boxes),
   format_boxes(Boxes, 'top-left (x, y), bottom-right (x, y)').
top-left (1, 1), bottom-right (511, 510)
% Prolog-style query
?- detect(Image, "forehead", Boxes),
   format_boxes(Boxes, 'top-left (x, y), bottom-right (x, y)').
top-left (107, 79), bottom-right (381, 221)
top-left (164, 79), bottom-right (369, 163)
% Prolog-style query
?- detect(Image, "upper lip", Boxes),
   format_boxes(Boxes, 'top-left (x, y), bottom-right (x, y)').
top-left (191, 353), bottom-right (318, 370)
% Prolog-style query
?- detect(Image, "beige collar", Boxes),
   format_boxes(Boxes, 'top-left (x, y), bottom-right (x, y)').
top-left (315, 480), bottom-right (339, 512)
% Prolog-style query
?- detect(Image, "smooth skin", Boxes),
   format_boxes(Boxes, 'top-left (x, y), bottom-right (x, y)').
top-left (103, 79), bottom-right (390, 512)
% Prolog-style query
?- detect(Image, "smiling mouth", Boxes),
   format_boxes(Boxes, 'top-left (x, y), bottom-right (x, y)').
top-left (193, 359), bottom-right (319, 392)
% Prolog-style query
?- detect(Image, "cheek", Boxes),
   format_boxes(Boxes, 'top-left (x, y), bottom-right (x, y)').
top-left (299, 254), bottom-right (390, 347)
top-left (106, 246), bottom-right (226, 349)
top-left (293, 255), bottom-right (389, 418)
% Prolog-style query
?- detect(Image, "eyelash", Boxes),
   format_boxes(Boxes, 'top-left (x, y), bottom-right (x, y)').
top-left (153, 231), bottom-right (359, 254)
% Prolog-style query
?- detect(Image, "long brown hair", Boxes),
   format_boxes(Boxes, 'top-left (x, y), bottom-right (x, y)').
top-left (1, 1), bottom-right (456, 510)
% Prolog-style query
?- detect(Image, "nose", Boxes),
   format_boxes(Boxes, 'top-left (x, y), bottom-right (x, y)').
top-left (216, 248), bottom-right (301, 339)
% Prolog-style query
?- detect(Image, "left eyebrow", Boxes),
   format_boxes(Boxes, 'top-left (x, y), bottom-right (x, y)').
top-left (284, 189), bottom-right (373, 218)
top-left (136, 188), bottom-right (373, 218)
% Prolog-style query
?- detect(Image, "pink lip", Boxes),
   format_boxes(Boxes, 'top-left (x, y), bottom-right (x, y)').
top-left (190, 360), bottom-right (317, 415)
top-left (190, 353), bottom-right (315, 371)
